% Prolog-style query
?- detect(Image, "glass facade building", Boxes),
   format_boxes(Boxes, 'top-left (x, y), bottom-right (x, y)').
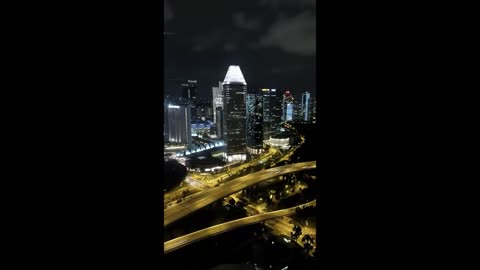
top-left (261, 88), bottom-right (282, 140)
top-left (167, 104), bottom-right (192, 148)
top-left (222, 66), bottom-right (247, 162)
top-left (212, 81), bottom-right (223, 123)
top-left (302, 91), bottom-right (312, 122)
top-left (282, 90), bottom-right (294, 122)
top-left (246, 93), bottom-right (264, 156)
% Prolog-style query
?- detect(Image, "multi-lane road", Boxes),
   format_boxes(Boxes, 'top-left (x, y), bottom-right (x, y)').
top-left (164, 161), bottom-right (316, 227)
top-left (164, 200), bottom-right (316, 254)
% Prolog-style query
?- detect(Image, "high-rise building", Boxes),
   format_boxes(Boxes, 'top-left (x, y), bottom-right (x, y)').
top-left (286, 103), bottom-right (294, 122)
top-left (181, 80), bottom-right (197, 120)
top-left (311, 97), bottom-right (317, 123)
top-left (222, 65), bottom-right (247, 162)
top-left (301, 91), bottom-right (312, 122)
top-left (212, 81), bottom-right (223, 123)
top-left (282, 90), bottom-right (294, 122)
top-left (215, 107), bottom-right (224, 139)
top-left (294, 100), bottom-right (303, 122)
top-left (246, 93), bottom-right (263, 156)
top-left (194, 99), bottom-right (212, 120)
top-left (261, 88), bottom-right (282, 140)
top-left (181, 80), bottom-right (197, 101)
top-left (164, 96), bottom-right (170, 143)
top-left (167, 104), bottom-right (192, 148)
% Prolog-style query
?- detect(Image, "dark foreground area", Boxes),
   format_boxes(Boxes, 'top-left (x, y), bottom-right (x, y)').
top-left (165, 224), bottom-right (317, 270)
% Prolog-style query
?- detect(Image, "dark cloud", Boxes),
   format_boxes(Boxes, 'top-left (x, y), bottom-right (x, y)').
top-left (271, 65), bottom-right (304, 74)
top-left (223, 42), bottom-right (237, 52)
top-left (259, 0), bottom-right (316, 9)
top-left (164, 0), bottom-right (316, 97)
top-left (232, 13), bottom-right (261, 30)
top-left (192, 29), bottom-right (225, 52)
top-left (259, 11), bottom-right (316, 56)
top-left (164, 0), bottom-right (173, 24)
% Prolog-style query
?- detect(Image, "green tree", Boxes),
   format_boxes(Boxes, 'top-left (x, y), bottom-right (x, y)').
top-left (164, 159), bottom-right (187, 191)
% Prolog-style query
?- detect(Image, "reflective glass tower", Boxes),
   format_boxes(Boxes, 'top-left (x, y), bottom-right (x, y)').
top-left (222, 66), bottom-right (247, 162)
top-left (302, 91), bottom-right (312, 122)
top-left (212, 81), bottom-right (223, 123)
top-left (246, 93), bottom-right (263, 156)
top-left (181, 80), bottom-right (197, 101)
top-left (282, 90), bottom-right (294, 122)
top-left (261, 88), bottom-right (282, 140)
top-left (167, 104), bottom-right (192, 148)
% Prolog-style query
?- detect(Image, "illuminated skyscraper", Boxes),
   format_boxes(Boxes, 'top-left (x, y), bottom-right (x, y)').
top-left (246, 93), bottom-right (263, 156)
top-left (222, 65), bottom-right (247, 162)
top-left (164, 96), bottom-right (169, 143)
top-left (286, 103), bottom-right (294, 122)
top-left (212, 81), bottom-right (223, 123)
top-left (282, 90), bottom-right (294, 122)
top-left (261, 88), bottom-right (282, 140)
top-left (293, 98), bottom-right (302, 122)
top-left (181, 80), bottom-right (197, 101)
top-left (215, 107), bottom-right (224, 139)
top-left (167, 104), bottom-right (192, 148)
top-left (312, 97), bottom-right (317, 123)
top-left (302, 91), bottom-right (312, 122)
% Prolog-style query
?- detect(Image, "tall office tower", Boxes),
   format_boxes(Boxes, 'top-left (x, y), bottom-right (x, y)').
top-left (164, 96), bottom-right (170, 142)
top-left (246, 93), bottom-right (264, 156)
top-left (301, 91), bottom-right (312, 122)
top-left (294, 99), bottom-right (302, 122)
top-left (167, 104), bottom-right (192, 148)
top-left (215, 107), bottom-right (224, 139)
top-left (271, 90), bottom-right (283, 129)
top-left (222, 65), bottom-right (247, 162)
top-left (181, 80), bottom-right (197, 101)
top-left (282, 90), bottom-right (294, 122)
top-left (286, 103), bottom-right (294, 122)
top-left (311, 97), bottom-right (316, 122)
top-left (212, 81), bottom-right (224, 123)
top-left (261, 88), bottom-right (282, 140)
top-left (195, 99), bottom-right (212, 119)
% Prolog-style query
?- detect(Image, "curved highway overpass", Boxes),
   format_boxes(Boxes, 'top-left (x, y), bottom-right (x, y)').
top-left (165, 161), bottom-right (316, 227)
top-left (164, 200), bottom-right (316, 254)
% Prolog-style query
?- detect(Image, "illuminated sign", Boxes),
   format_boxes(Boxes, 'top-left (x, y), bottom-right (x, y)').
top-left (168, 105), bottom-right (180, 109)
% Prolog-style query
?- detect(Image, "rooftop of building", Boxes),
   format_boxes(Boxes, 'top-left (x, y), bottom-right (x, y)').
top-left (223, 65), bottom-right (247, 85)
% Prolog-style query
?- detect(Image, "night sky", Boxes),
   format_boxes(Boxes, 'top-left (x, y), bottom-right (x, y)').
top-left (164, 0), bottom-right (316, 101)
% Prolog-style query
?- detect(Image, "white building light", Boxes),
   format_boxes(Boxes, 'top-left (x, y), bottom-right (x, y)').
top-left (223, 65), bottom-right (247, 85)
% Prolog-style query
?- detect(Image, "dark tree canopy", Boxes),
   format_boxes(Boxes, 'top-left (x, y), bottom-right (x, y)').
top-left (164, 159), bottom-right (187, 191)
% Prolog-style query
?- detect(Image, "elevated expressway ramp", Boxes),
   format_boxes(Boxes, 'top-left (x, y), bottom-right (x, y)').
top-left (164, 161), bottom-right (316, 227)
top-left (164, 200), bottom-right (316, 254)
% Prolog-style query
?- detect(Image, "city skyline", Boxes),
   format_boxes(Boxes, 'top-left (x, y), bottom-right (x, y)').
top-left (164, 0), bottom-right (316, 101)
top-left (163, 1), bottom-right (318, 267)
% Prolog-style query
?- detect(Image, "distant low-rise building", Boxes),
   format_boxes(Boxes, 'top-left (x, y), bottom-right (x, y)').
top-left (266, 132), bottom-right (291, 150)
